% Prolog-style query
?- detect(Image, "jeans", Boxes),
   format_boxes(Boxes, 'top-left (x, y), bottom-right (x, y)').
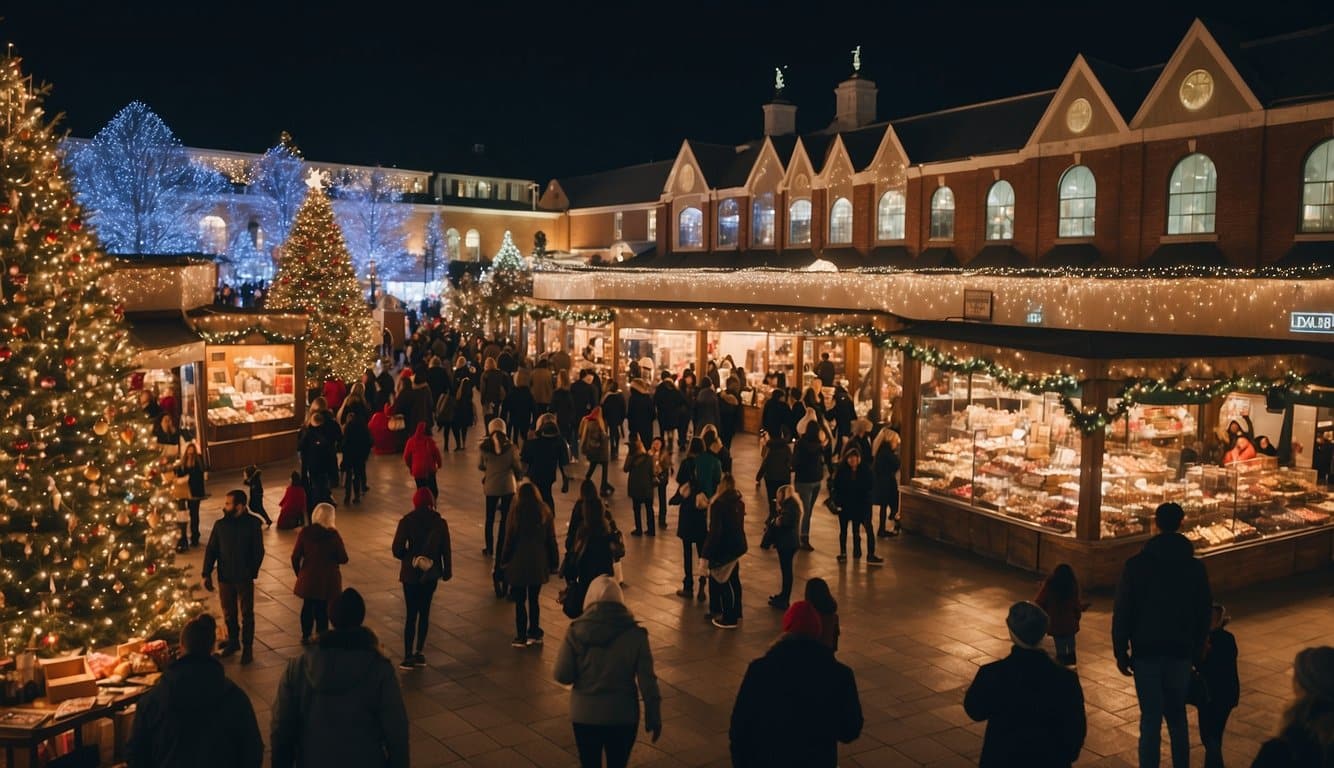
top-left (631, 497), bottom-right (654, 535)
top-left (585, 460), bottom-right (609, 491)
top-left (484, 494), bottom-right (513, 554)
top-left (299, 598), bottom-right (328, 639)
top-left (1053, 634), bottom-right (1077, 664)
top-left (776, 547), bottom-right (795, 601)
top-left (249, 501), bottom-right (272, 525)
top-left (1198, 703), bottom-right (1232, 768)
top-left (414, 474), bottom-right (439, 499)
top-left (572, 722), bottom-right (637, 768)
top-left (1132, 656), bottom-right (1193, 768)
top-left (513, 584), bottom-right (542, 638)
top-left (186, 499), bottom-right (202, 544)
top-left (402, 580), bottom-right (437, 657)
top-left (218, 580), bottom-right (255, 649)
top-left (794, 481), bottom-right (821, 540)
top-left (656, 483), bottom-right (668, 526)
top-left (608, 425), bottom-right (621, 458)
top-left (681, 539), bottom-right (704, 589)
top-left (838, 516), bottom-right (874, 556)
top-left (345, 459), bottom-right (367, 498)
top-left (878, 495), bottom-right (899, 532)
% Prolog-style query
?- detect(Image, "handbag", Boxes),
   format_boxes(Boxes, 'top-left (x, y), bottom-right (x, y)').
top-left (172, 476), bottom-right (193, 501)
top-left (608, 530), bottom-right (626, 562)
top-left (668, 481), bottom-right (690, 506)
top-left (388, 414), bottom-right (406, 431)
top-left (560, 581), bottom-right (588, 619)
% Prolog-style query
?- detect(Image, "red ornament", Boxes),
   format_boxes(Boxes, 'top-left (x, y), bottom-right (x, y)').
top-left (62, 414), bottom-right (76, 427)
top-left (11, 326), bottom-right (25, 337)
top-left (39, 376), bottom-right (56, 389)
top-left (69, 253), bottom-right (82, 264)
top-left (43, 232), bottom-right (59, 245)
top-left (10, 273), bottom-right (26, 286)
top-left (130, 503), bottom-right (140, 515)
top-left (67, 220), bottom-right (82, 232)
top-left (145, 563), bottom-right (156, 575)
top-left (14, 439), bottom-right (29, 452)
top-left (63, 355), bottom-right (75, 367)
top-left (0, 347), bottom-right (10, 361)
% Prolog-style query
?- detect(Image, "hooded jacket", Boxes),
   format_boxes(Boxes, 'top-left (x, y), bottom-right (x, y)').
top-left (391, 507), bottom-right (451, 584)
top-left (963, 646), bottom-right (1087, 768)
top-left (393, 381), bottom-right (434, 438)
top-left (554, 601), bottom-right (662, 729)
top-left (653, 381), bottom-right (686, 429)
top-left (1112, 531), bottom-right (1212, 664)
top-left (478, 432), bottom-right (522, 497)
top-left (626, 379), bottom-right (656, 435)
top-left (271, 628), bottom-right (410, 768)
top-left (833, 461), bottom-right (872, 520)
top-left (729, 634), bottom-right (863, 768)
top-left (692, 387), bottom-right (721, 431)
top-left (129, 654), bottom-right (263, 768)
top-left (521, 423), bottom-right (570, 485)
top-left (292, 524), bottom-right (349, 602)
top-left (402, 423), bottom-right (442, 478)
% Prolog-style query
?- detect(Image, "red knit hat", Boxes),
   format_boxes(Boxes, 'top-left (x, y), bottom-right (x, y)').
top-left (782, 601), bottom-right (823, 638)
top-left (412, 487), bottom-right (435, 509)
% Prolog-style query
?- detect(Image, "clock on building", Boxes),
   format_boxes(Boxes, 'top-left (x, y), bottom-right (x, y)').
top-left (1066, 98), bottom-right (1092, 133)
top-left (679, 165), bottom-right (695, 192)
top-left (1179, 69), bottom-right (1214, 111)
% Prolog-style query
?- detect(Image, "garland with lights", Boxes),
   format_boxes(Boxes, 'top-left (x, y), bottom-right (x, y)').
top-left (0, 52), bottom-right (196, 652)
top-left (504, 302), bottom-right (616, 326)
top-left (191, 326), bottom-right (308, 345)
top-left (552, 262), bottom-right (1334, 280)
top-left (816, 323), bottom-right (1326, 434)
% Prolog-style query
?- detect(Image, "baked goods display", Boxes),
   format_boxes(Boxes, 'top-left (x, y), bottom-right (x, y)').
top-left (206, 350), bottom-right (298, 428)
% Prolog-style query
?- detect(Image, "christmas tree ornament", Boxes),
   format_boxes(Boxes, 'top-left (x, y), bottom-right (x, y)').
top-left (93, 418), bottom-right (109, 435)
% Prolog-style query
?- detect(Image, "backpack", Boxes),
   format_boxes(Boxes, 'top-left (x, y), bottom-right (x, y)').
top-left (434, 393), bottom-right (455, 425)
top-left (583, 422), bottom-right (606, 453)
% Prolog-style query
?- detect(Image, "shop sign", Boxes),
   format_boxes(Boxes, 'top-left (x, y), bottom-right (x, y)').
top-left (963, 290), bottom-right (993, 322)
top-left (1289, 311), bottom-right (1334, 335)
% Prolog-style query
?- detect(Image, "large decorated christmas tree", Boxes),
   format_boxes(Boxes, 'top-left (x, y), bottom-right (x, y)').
top-left (266, 174), bottom-right (376, 383)
top-left (0, 52), bottom-right (193, 652)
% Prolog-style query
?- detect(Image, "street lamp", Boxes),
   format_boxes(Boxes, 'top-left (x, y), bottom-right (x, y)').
top-left (367, 258), bottom-right (378, 308)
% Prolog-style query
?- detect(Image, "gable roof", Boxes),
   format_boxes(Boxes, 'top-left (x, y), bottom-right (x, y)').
top-left (891, 91), bottom-right (1054, 164)
top-left (1237, 24), bottom-right (1334, 107)
top-left (555, 160), bottom-right (673, 209)
top-left (800, 134), bottom-right (836, 173)
top-left (840, 125), bottom-right (889, 171)
top-left (1083, 57), bottom-right (1162, 123)
top-left (687, 141), bottom-right (747, 190)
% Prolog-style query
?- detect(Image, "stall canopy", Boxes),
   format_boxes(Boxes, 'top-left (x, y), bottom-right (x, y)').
top-left (125, 311), bottom-right (206, 370)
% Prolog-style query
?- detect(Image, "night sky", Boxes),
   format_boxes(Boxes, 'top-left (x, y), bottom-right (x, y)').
top-left (7, 1), bottom-right (1334, 183)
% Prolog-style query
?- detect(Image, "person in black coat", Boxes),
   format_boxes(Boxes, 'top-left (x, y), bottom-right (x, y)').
top-left (522, 415), bottom-right (570, 512)
top-left (570, 370), bottom-right (596, 420)
top-left (626, 378), bottom-right (656, 452)
top-left (730, 601), bottom-right (863, 768)
top-left (1194, 604), bottom-right (1239, 768)
top-left (425, 357), bottom-right (452, 408)
top-left (600, 381), bottom-right (627, 458)
top-left (552, 372), bottom-right (578, 458)
top-left (654, 374), bottom-right (688, 450)
top-left (964, 601), bottom-right (1086, 768)
top-left (504, 376), bottom-right (537, 444)
top-left (832, 449), bottom-right (880, 564)
top-left (340, 411), bottom-right (372, 504)
top-left (298, 412), bottom-right (338, 510)
top-left (761, 389), bottom-right (791, 443)
top-left (871, 428), bottom-right (901, 538)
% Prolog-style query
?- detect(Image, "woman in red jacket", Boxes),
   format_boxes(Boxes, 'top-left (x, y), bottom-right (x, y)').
top-left (276, 471), bottom-right (307, 530)
top-left (291, 502), bottom-right (349, 643)
top-left (369, 403), bottom-right (400, 455)
top-left (404, 422), bottom-right (443, 498)
top-left (1035, 563), bottom-right (1091, 666)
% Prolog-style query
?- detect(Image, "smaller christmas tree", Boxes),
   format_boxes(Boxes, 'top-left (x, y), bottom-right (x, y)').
top-left (491, 230), bottom-right (526, 271)
top-left (266, 172), bottom-right (376, 383)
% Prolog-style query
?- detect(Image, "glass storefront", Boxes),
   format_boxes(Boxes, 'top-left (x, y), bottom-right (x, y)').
top-left (204, 344), bottom-right (299, 432)
top-left (618, 328), bottom-right (697, 382)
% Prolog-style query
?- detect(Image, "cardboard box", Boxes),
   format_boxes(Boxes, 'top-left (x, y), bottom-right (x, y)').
top-left (115, 638), bottom-right (145, 658)
top-left (38, 656), bottom-right (97, 704)
top-left (81, 717), bottom-right (115, 765)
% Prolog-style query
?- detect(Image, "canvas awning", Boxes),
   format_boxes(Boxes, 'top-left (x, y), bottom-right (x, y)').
top-left (125, 313), bottom-right (205, 370)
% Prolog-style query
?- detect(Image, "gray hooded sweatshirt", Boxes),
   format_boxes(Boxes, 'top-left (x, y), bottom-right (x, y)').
top-left (554, 597), bottom-right (662, 729)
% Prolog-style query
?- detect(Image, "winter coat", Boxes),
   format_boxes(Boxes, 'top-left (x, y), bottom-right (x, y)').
top-left (298, 425), bottom-right (338, 478)
top-left (501, 508), bottom-right (559, 588)
top-left (203, 512), bottom-right (264, 584)
top-left (1035, 585), bottom-right (1087, 638)
top-left (756, 440), bottom-right (793, 488)
top-left (478, 433), bottom-right (522, 497)
top-left (623, 452), bottom-right (655, 500)
top-left (564, 528), bottom-right (618, 586)
top-left (570, 379), bottom-right (596, 418)
top-left (529, 367), bottom-right (554, 405)
top-left (504, 385), bottom-right (536, 435)
top-left (291, 524), bottom-right (348, 602)
top-left (277, 484), bottom-right (307, 530)
top-left (719, 390), bottom-right (741, 435)
top-left (451, 378), bottom-right (476, 428)
top-left (480, 368), bottom-right (511, 406)
top-left (600, 390), bottom-right (626, 428)
top-left (675, 457), bottom-right (708, 543)
top-left (425, 366), bottom-right (452, 406)
top-left (626, 380), bottom-right (656, 436)
top-left (692, 388), bottom-right (721, 432)
top-left (830, 397), bottom-right (855, 435)
top-left (761, 398), bottom-right (791, 441)
top-left (871, 444), bottom-right (900, 505)
top-left (321, 380), bottom-right (347, 413)
top-left (693, 452), bottom-right (722, 497)
top-left (1112, 532), bottom-right (1212, 664)
top-left (1197, 627), bottom-right (1240, 710)
top-left (128, 654), bottom-right (263, 768)
top-left (579, 418), bottom-right (610, 463)
top-left (402, 423), bottom-right (442, 479)
top-left (391, 507), bottom-right (451, 585)
top-left (368, 407), bottom-right (399, 455)
top-left (711, 444), bottom-right (733, 474)
top-left (552, 388), bottom-right (577, 434)
top-left (703, 490), bottom-right (747, 564)
top-left (497, 351), bottom-right (517, 374)
top-left (964, 646), bottom-right (1087, 768)
top-left (815, 360), bottom-right (836, 388)
top-left (729, 634), bottom-right (863, 768)
top-left (521, 425), bottom-right (570, 486)
top-left (653, 382), bottom-right (685, 429)
top-left (271, 628), bottom-right (410, 768)
top-left (791, 436), bottom-right (826, 483)
top-left (337, 397), bottom-right (371, 431)
top-left (1250, 699), bottom-right (1334, 768)
top-left (393, 382), bottom-right (434, 438)
top-left (769, 496), bottom-right (800, 553)
top-left (833, 463), bottom-right (872, 521)
top-left (554, 602), bottom-right (662, 729)
top-left (175, 458), bottom-right (208, 499)
top-left (550, 350), bottom-right (572, 376)
top-left (341, 417), bottom-right (372, 464)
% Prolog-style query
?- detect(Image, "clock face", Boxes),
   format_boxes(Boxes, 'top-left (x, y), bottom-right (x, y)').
top-left (1179, 69), bottom-right (1214, 111)
top-left (679, 165), bottom-right (695, 192)
top-left (1066, 98), bottom-right (1092, 133)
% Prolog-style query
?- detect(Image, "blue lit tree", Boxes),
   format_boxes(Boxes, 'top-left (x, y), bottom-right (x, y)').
top-left (332, 168), bottom-right (411, 280)
top-left (423, 209), bottom-right (444, 285)
top-left (66, 101), bottom-right (225, 254)
top-left (249, 133), bottom-right (307, 251)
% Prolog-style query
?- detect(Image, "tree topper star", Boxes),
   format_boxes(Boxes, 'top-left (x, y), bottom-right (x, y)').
top-left (304, 168), bottom-right (328, 191)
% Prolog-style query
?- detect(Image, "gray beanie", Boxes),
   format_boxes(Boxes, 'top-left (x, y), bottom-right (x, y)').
top-left (1006, 601), bottom-right (1049, 649)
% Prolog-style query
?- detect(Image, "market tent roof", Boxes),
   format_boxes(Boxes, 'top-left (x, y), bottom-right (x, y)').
top-left (889, 91), bottom-right (1053, 164)
top-left (125, 312), bottom-right (205, 369)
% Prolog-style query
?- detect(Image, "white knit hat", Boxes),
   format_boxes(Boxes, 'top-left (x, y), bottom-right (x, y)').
top-left (582, 575), bottom-right (624, 609)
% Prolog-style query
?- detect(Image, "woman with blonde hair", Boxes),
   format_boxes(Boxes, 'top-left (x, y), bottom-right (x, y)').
top-left (763, 485), bottom-right (802, 609)
top-left (291, 503), bottom-right (349, 644)
top-left (872, 428), bottom-right (902, 538)
top-left (501, 482), bottom-right (560, 648)
top-left (580, 406), bottom-right (613, 496)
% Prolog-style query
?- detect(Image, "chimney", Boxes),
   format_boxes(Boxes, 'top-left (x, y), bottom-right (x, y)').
top-left (763, 99), bottom-right (797, 136)
top-left (833, 75), bottom-right (877, 130)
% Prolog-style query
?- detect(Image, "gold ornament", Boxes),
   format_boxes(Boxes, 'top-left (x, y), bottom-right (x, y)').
top-left (87, 482), bottom-right (100, 497)
top-left (72, 556), bottom-right (88, 572)
top-left (83, 465), bottom-right (101, 481)
top-left (115, 511), bottom-right (129, 526)
top-left (93, 418), bottom-right (109, 436)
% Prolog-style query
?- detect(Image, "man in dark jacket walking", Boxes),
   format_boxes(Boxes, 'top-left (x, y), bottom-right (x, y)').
top-left (128, 614), bottom-right (263, 768)
top-left (692, 378), bottom-right (721, 435)
top-left (964, 601), bottom-right (1086, 767)
top-left (761, 389), bottom-right (791, 443)
top-left (625, 378), bottom-right (656, 452)
top-left (730, 601), bottom-right (862, 767)
top-left (272, 588), bottom-right (410, 768)
top-left (522, 414), bottom-right (570, 511)
top-left (1112, 502), bottom-right (1213, 768)
top-left (653, 373), bottom-right (688, 450)
top-left (202, 490), bottom-right (265, 664)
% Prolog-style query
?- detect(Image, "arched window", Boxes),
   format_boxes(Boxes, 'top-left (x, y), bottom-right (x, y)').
top-left (1302, 139), bottom-right (1334, 233)
top-left (751, 192), bottom-right (775, 246)
top-left (718, 198), bottom-right (740, 248)
top-left (788, 199), bottom-right (812, 245)
top-left (877, 190), bottom-right (906, 240)
top-left (677, 207), bottom-right (703, 249)
top-left (930, 187), bottom-right (955, 240)
top-left (1167, 153), bottom-right (1217, 235)
top-left (445, 228), bottom-right (460, 260)
top-left (465, 229), bottom-right (481, 261)
top-left (828, 197), bottom-right (853, 244)
top-left (986, 180), bottom-right (1015, 240)
top-left (199, 216), bottom-right (227, 254)
top-left (1058, 166), bottom-right (1096, 237)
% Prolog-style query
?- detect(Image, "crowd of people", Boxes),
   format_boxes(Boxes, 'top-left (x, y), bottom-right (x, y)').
top-left (131, 318), bottom-right (1334, 768)
top-left (214, 281), bottom-right (269, 308)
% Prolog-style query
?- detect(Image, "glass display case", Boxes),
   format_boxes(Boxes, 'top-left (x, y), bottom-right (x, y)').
top-left (572, 325), bottom-right (614, 382)
top-left (911, 368), bottom-right (1082, 535)
top-left (204, 344), bottom-right (299, 431)
top-left (618, 328), bottom-right (697, 382)
top-left (1177, 458), bottom-right (1331, 550)
top-left (707, 331), bottom-right (768, 390)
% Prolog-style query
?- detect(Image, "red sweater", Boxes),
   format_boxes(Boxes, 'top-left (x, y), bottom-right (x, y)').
top-left (276, 484), bottom-right (307, 530)
top-left (1035, 584), bottom-right (1088, 637)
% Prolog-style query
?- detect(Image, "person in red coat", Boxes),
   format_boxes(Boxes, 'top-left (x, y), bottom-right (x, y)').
top-left (369, 403), bottom-right (400, 455)
top-left (276, 472), bottom-right (307, 530)
top-left (1035, 563), bottom-right (1091, 666)
top-left (403, 422), bottom-right (443, 498)
top-left (291, 503), bottom-right (349, 643)
top-left (321, 379), bottom-right (348, 414)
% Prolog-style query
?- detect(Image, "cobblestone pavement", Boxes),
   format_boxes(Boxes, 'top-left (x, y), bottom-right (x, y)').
top-left (179, 428), bottom-right (1333, 767)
